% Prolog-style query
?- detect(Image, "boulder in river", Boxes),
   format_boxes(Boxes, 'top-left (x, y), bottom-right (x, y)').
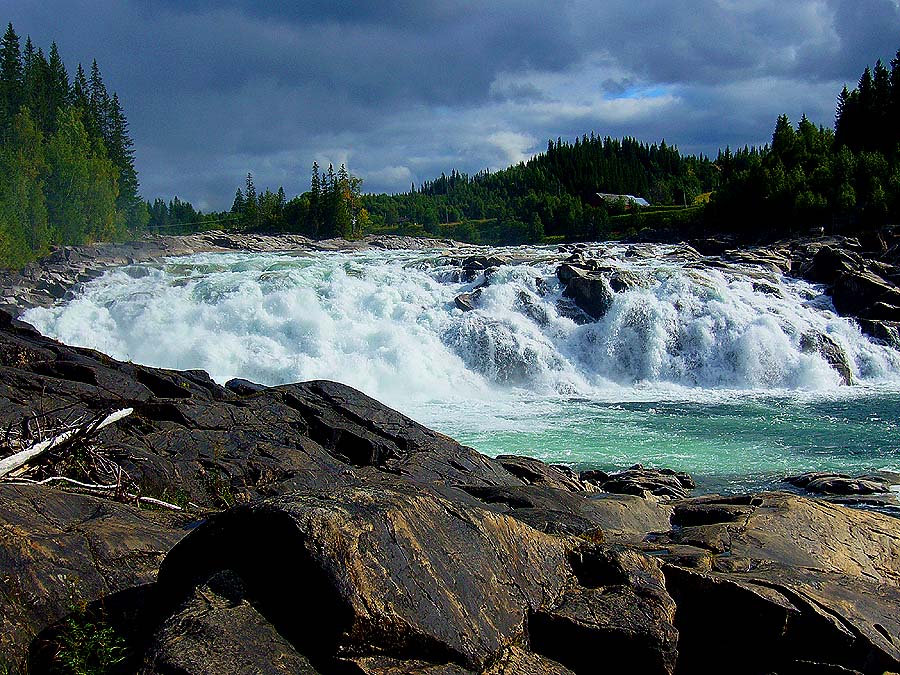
top-left (556, 262), bottom-right (649, 321)
top-left (785, 471), bottom-right (895, 496)
top-left (856, 318), bottom-right (900, 349)
top-left (802, 245), bottom-right (865, 284)
top-left (831, 269), bottom-right (900, 319)
top-left (454, 289), bottom-right (482, 312)
top-left (799, 331), bottom-right (854, 385)
top-left (581, 465), bottom-right (696, 499)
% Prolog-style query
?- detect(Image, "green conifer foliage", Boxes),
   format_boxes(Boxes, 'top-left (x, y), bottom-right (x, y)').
top-left (0, 23), bottom-right (23, 132)
top-left (45, 107), bottom-right (120, 245)
top-left (0, 108), bottom-right (49, 264)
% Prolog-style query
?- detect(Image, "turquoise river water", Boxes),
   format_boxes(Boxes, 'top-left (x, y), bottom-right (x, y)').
top-left (22, 244), bottom-right (900, 495)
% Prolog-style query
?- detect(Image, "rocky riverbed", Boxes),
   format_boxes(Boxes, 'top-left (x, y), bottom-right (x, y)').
top-left (1, 232), bottom-right (900, 674)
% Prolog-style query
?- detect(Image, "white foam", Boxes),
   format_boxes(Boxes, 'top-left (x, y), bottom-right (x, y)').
top-left (22, 246), bottom-right (900, 427)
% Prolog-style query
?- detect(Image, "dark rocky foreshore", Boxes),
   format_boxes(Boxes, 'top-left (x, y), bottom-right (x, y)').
top-left (1, 231), bottom-right (900, 673)
top-left (1, 304), bottom-right (900, 674)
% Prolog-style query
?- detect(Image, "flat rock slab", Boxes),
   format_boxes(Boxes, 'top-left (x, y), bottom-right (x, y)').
top-left (786, 471), bottom-right (896, 496)
top-left (0, 483), bottom-right (188, 664)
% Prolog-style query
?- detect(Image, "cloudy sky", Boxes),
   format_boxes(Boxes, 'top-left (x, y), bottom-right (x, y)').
top-left (4, 0), bottom-right (899, 210)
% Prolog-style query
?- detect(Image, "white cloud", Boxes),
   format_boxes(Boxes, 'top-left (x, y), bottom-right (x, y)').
top-left (365, 165), bottom-right (413, 186)
top-left (486, 131), bottom-right (538, 166)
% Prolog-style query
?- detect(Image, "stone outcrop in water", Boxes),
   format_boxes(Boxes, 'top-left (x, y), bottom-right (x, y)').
top-left (555, 255), bottom-right (648, 321)
top-left (785, 471), bottom-right (898, 496)
top-left (743, 235), bottom-right (900, 350)
top-left (582, 465), bottom-right (697, 499)
top-left (0, 310), bottom-right (899, 674)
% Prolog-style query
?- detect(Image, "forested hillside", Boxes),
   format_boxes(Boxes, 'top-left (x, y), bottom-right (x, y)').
top-left (0, 22), bottom-right (145, 267)
top-left (4, 20), bottom-right (899, 263)
top-left (706, 49), bottom-right (900, 238)
top-left (359, 136), bottom-right (717, 243)
top-left (183, 137), bottom-right (719, 244)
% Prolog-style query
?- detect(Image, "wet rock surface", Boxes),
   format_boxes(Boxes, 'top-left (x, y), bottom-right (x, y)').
top-left (785, 471), bottom-right (897, 496)
top-left (753, 235), bottom-right (900, 346)
top-left (555, 255), bottom-right (649, 321)
top-left (1, 235), bottom-right (900, 673)
top-left (582, 465), bottom-right (697, 499)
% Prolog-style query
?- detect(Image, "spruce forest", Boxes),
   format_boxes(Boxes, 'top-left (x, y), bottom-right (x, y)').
top-left (0, 23), bottom-right (145, 268)
top-left (148, 43), bottom-right (900, 246)
top-left (2, 19), bottom-right (900, 268)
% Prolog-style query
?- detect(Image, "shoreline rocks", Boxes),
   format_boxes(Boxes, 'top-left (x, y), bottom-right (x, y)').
top-left (785, 471), bottom-right (898, 496)
top-left (0, 234), bottom-right (899, 672)
top-left (0, 313), bottom-right (898, 673)
top-left (581, 465), bottom-right (697, 500)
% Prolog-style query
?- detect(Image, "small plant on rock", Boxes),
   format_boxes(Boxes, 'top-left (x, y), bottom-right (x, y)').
top-left (50, 599), bottom-right (127, 675)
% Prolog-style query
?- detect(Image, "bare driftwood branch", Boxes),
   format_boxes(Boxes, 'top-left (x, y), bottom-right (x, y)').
top-left (8, 475), bottom-right (184, 511)
top-left (0, 408), bottom-right (133, 478)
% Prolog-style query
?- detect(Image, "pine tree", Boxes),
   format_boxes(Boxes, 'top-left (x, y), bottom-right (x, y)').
top-left (71, 63), bottom-right (89, 112)
top-left (309, 161), bottom-right (322, 236)
top-left (334, 163), bottom-right (352, 237)
top-left (322, 164), bottom-right (337, 236)
top-left (0, 23), bottom-right (23, 132)
top-left (243, 173), bottom-right (258, 229)
top-left (0, 107), bottom-right (49, 265)
top-left (891, 49), bottom-right (900, 151)
top-left (106, 92), bottom-right (145, 230)
top-left (24, 46), bottom-right (53, 136)
top-left (47, 43), bottom-right (69, 125)
top-left (87, 59), bottom-right (110, 141)
top-left (45, 107), bottom-right (120, 245)
top-left (21, 36), bottom-right (34, 79)
top-left (770, 114), bottom-right (798, 167)
top-left (276, 186), bottom-right (286, 224)
top-left (231, 188), bottom-right (245, 214)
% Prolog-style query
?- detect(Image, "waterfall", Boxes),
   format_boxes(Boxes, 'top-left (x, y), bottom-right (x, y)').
top-left (23, 244), bottom-right (900, 404)
top-left (22, 243), bottom-right (900, 491)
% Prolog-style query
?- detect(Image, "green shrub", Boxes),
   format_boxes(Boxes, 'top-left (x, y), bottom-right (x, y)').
top-left (50, 602), bottom-right (126, 675)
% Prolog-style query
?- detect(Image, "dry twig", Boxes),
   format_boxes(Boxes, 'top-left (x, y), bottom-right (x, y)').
top-left (0, 407), bottom-right (183, 511)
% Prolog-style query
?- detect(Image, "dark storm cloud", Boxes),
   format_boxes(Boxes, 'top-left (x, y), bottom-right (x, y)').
top-left (2, 0), bottom-right (898, 208)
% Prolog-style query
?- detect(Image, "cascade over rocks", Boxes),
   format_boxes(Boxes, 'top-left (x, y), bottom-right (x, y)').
top-left (780, 237), bottom-right (900, 346)
top-left (1, 236), bottom-right (900, 673)
top-left (0, 231), bottom-right (461, 313)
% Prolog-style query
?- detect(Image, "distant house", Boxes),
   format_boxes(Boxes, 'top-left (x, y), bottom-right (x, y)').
top-left (594, 193), bottom-right (651, 208)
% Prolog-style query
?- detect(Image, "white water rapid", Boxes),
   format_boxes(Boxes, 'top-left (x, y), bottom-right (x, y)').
top-left (23, 243), bottom-right (900, 491)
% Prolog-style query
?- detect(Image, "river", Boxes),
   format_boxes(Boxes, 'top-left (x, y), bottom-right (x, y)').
top-left (23, 243), bottom-right (900, 494)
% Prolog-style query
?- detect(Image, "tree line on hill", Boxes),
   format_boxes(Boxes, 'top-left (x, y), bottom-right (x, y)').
top-left (706, 49), bottom-right (900, 238)
top-left (146, 162), bottom-right (371, 239)
top-left (195, 36), bottom-right (900, 247)
top-left (360, 136), bottom-right (717, 244)
top-left (3, 21), bottom-right (899, 267)
top-left (0, 22), bottom-right (145, 267)
top-left (153, 136), bottom-right (717, 245)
